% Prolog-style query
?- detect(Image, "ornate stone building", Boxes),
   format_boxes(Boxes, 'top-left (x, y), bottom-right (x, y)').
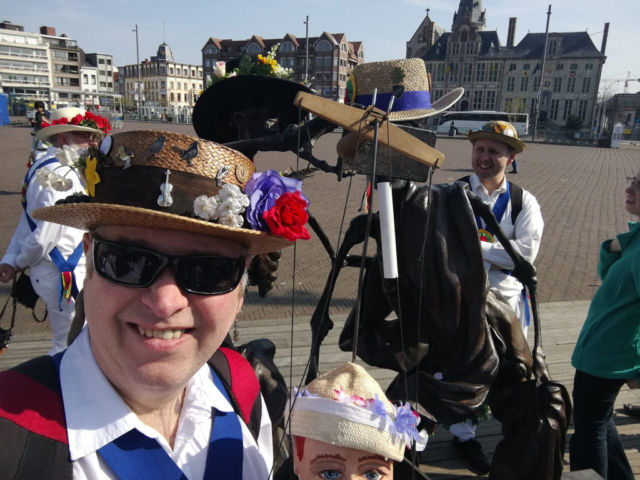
top-left (410, 0), bottom-right (608, 127)
top-left (201, 33), bottom-right (364, 103)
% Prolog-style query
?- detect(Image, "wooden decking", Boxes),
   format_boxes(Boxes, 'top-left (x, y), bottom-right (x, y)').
top-left (2, 301), bottom-right (640, 478)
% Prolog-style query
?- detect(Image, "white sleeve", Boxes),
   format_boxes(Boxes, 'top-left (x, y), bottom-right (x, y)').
top-left (14, 183), bottom-right (67, 269)
top-left (1, 212), bottom-right (33, 267)
top-left (480, 191), bottom-right (543, 270)
top-left (256, 394), bottom-right (274, 476)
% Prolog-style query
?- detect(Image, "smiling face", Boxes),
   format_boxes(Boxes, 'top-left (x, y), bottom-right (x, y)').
top-left (625, 169), bottom-right (640, 217)
top-left (82, 225), bottom-right (245, 401)
top-left (293, 437), bottom-right (393, 480)
top-left (471, 138), bottom-right (516, 184)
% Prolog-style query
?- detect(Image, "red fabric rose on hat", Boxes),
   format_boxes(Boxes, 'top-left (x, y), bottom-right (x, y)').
top-left (263, 191), bottom-right (311, 242)
top-left (69, 114), bottom-right (83, 125)
top-left (51, 117), bottom-right (69, 126)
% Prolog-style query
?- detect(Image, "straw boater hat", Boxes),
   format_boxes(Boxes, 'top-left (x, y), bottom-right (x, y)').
top-left (467, 120), bottom-right (527, 154)
top-left (288, 362), bottom-right (421, 462)
top-left (346, 58), bottom-right (464, 121)
top-left (36, 108), bottom-right (107, 142)
top-left (31, 130), bottom-right (311, 255)
top-left (193, 57), bottom-right (313, 144)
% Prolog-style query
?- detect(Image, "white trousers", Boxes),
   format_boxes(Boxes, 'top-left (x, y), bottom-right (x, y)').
top-left (29, 263), bottom-right (86, 355)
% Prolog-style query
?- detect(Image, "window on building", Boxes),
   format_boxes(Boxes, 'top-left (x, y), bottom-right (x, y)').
top-left (487, 63), bottom-right (498, 82)
top-left (521, 76), bottom-right (529, 91)
top-left (473, 90), bottom-right (483, 109)
top-left (431, 90), bottom-right (441, 101)
top-left (169, 67), bottom-right (173, 74)
top-left (463, 63), bottom-right (473, 82)
top-left (99, 70), bottom-right (106, 76)
top-left (177, 83), bottom-right (181, 90)
top-left (98, 59), bottom-right (105, 64)
top-left (247, 43), bottom-right (261, 54)
top-left (316, 40), bottom-right (332, 51)
top-left (567, 77), bottom-right (576, 92)
top-left (204, 45), bottom-right (218, 55)
top-left (322, 87), bottom-right (331, 96)
top-left (100, 81), bottom-right (106, 88)
top-left (523, 63), bottom-right (530, 71)
top-left (191, 69), bottom-right (195, 76)
top-left (562, 100), bottom-right (573, 120)
top-left (170, 82), bottom-right (174, 88)
top-left (83, 74), bottom-right (88, 84)
top-left (280, 41), bottom-right (295, 52)
top-left (199, 71), bottom-right (202, 77)
top-left (548, 41), bottom-right (557, 55)
top-left (557, 63), bottom-right (564, 71)
top-left (333, 72), bottom-right (338, 82)
top-left (205, 59), bottom-right (211, 68)
top-left (325, 57), bottom-right (332, 67)
top-left (192, 83), bottom-right (195, 89)
top-left (170, 93), bottom-right (174, 101)
top-left (435, 63), bottom-right (445, 82)
top-left (485, 90), bottom-right (496, 110)
top-left (340, 43), bottom-right (348, 53)
top-left (161, 81), bottom-right (166, 88)
top-left (475, 63), bottom-right (486, 82)
top-left (178, 93), bottom-right (181, 101)
top-left (451, 43), bottom-right (459, 55)
top-left (461, 31), bottom-right (468, 42)
top-left (160, 66), bottom-right (166, 74)
top-left (533, 76), bottom-right (540, 91)
top-left (569, 63), bottom-right (578, 71)
top-left (107, 59), bottom-right (111, 65)
top-left (507, 77), bottom-right (515, 92)
top-left (449, 63), bottom-right (459, 82)
top-left (183, 69), bottom-right (187, 76)
top-left (315, 57), bottom-right (324, 68)
top-left (553, 77), bottom-right (562, 92)
top-left (91, 75), bottom-right (96, 85)
top-left (183, 82), bottom-right (187, 89)
top-left (550, 99), bottom-right (559, 119)
top-left (465, 42), bottom-right (474, 55)
top-left (582, 77), bottom-right (591, 93)
top-left (585, 63), bottom-right (594, 71)
top-left (578, 100), bottom-right (588, 121)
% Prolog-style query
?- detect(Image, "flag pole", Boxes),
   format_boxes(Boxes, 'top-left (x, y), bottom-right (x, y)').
top-left (532, 5), bottom-right (552, 142)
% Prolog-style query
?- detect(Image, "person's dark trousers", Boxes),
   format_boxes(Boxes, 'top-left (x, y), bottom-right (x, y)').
top-left (510, 157), bottom-right (519, 173)
top-left (570, 369), bottom-right (634, 479)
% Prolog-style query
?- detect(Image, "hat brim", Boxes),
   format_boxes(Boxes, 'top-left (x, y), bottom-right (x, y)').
top-left (31, 203), bottom-right (294, 255)
top-left (193, 75), bottom-right (313, 143)
top-left (386, 87), bottom-right (464, 122)
top-left (36, 124), bottom-right (104, 142)
top-left (467, 131), bottom-right (526, 154)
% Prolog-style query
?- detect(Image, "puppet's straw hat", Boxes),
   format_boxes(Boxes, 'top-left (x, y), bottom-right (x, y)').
top-left (32, 130), bottom-right (308, 255)
top-left (467, 120), bottom-right (526, 154)
top-left (288, 362), bottom-right (420, 462)
top-left (346, 58), bottom-right (464, 122)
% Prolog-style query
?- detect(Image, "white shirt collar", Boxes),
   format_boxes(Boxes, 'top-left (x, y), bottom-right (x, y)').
top-left (469, 173), bottom-right (508, 198)
top-left (60, 327), bottom-right (233, 461)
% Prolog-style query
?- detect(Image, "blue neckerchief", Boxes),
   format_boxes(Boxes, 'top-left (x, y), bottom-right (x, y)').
top-left (475, 181), bottom-right (511, 236)
top-left (52, 352), bottom-right (244, 480)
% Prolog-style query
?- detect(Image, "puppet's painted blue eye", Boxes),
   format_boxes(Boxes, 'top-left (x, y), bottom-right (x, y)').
top-left (320, 470), bottom-right (341, 480)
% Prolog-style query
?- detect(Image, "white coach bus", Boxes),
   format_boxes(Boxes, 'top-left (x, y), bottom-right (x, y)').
top-left (434, 111), bottom-right (529, 136)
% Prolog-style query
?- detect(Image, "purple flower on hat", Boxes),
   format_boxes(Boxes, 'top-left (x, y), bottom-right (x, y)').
top-left (244, 169), bottom-right (309, 232)
top-left (394, 402), bottom-right (421, 444)
top-left (372, 394), bottom-right (388, 417)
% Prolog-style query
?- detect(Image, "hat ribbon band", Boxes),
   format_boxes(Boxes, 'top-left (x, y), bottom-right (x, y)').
top-left (354, 91), bottom-right (432, 114)
top-left (92, 165), bottom-right (222, 217)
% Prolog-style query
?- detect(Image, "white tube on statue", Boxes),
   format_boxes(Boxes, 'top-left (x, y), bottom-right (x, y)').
top-left (378, 182), bottom-right (398, 279)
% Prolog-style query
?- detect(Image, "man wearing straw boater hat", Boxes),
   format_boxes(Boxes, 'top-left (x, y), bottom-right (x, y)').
top-left (0, 129), bottom-right (312, 479)
top-left (0, 107), bottom-right (110, 355)
top-left (449, 121), bottom-right (543, 473)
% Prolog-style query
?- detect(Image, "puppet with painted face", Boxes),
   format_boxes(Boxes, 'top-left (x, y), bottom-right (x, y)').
top-left (288, 362), bottom-right (423, 479)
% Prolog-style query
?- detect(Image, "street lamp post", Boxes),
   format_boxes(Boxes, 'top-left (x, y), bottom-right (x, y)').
top-left (133, 25), bottom-right (142, 115)
top-left (303, 16), bottom-right (309, 82)
top-left (532, 5), bottom-right (552, 142)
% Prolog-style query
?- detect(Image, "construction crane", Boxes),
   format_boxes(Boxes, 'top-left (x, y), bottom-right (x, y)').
top-left (602, 71), bottom-right (640, 93)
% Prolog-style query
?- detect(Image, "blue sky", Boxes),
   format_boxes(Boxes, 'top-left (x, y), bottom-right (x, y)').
top-left (4, 0), bottom-right (639, 94)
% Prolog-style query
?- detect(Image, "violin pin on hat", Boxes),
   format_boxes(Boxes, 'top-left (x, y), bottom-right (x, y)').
top-left (157, 169), bottom-right (173, 208)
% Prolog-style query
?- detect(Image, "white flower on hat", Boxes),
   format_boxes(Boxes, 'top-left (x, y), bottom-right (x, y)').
top-left (218, 184), bottom-right (250, 206)
top-left (503, 129), bottom-right (514, 137)
top-left (218, 213), bottom-right (244, 228)
top-left (193, 195), bottom-right (219, 221)
top-left (54, 145), bottom-right (80, 167)
top-left (50, 174), bottom-right (73, 192)
top-left (214, 61), bottom-right (226, 78)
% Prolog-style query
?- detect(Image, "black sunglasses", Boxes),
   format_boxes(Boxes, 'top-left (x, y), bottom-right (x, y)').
top-left (92, 238), bottom-right (245, 296)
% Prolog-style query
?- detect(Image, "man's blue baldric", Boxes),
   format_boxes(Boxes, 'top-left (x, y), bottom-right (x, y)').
top-left (474, 182), bottom-right (530, 326)
top-left (22, 158), bottom-right (83, 309)
top-left (51, 352), bottom-right (244, 480)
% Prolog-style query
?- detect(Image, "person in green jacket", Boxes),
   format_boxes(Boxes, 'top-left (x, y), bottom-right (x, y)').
top-left (569, 168), bottom-right (640, 479)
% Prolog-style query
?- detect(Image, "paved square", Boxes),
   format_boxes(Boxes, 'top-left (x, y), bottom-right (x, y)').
top-left (1, 121), bottom-right (638, 334)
